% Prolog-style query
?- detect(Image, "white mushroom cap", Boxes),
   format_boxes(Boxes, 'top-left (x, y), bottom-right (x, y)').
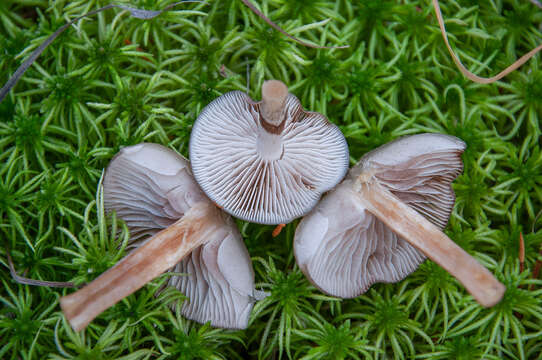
top-left (189, 82), bottom-right (349, 225)
top-left (103, 143), bottom-right (264, 329)
top-left (294, 134), bottom-right (466, 298)
top-left (294, 180), bottom-right (426, 297)
top-left (104, 143), bottom-right (207, 244)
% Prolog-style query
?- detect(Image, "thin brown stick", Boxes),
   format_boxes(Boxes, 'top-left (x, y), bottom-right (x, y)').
top-left (240, 0), bottom-right (348, 49)
top-left (60, 201), bottom-right (219, 331)
top-left (356, 181), bottom-right (505, 307)
top-left (432, 0), bottom-right (542, 84)
top-left (6, 248), bottom-right (78, 288)
top-left (0, 1), bottom-right (205, 103)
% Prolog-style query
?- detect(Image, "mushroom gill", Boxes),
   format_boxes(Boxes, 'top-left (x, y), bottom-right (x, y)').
top-left (295, 134), bottom-right (467, 298)
top-left (62, 143), bottom-right (263, 330)
top-left (189, 81), bottom-right (349, 225)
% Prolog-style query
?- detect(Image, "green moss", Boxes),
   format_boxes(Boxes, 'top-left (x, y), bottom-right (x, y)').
top-left (1, 0), bottom-right (541, 359)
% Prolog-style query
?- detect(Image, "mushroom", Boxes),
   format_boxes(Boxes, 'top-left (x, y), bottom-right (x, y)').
top-left (189, 80), bottom-right (349, 225)
top-left (294, 133), bottom-right (505, 307)
top-left (60, 143), bottom-right (265, 331)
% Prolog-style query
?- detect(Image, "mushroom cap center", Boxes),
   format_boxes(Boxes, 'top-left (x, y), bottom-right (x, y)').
top-left (256, 129), bottom-right (284, 161)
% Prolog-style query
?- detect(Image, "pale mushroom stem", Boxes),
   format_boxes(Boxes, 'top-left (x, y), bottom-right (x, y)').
top-left (60, 202), bottom-right (218, 331)
top-left (260, 80), bottom-right (288, 126)
top-left (355, 180), bottom-right (505, 307)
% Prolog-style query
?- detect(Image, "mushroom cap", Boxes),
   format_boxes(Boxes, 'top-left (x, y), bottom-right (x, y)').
top-left (294, 180), bottom-right (426, 297)
top-left (104, 143), bottom-right (207, 245)
top-left (349, 133), bottom-right (466, 228)
top-left (294, 133), bottom-right (466, 298)
top-left (103, 143), bottom-right (264, 329)
top-left (189, 90), bottom-right (349, 225)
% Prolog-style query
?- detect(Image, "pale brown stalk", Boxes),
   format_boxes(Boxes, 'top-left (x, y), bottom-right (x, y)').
top-left (355, 180), bottom-right (505, 307)
top-left (261, 80), bottom-right (288, 127)
top-left (60, 201), bottom-right (220, 331)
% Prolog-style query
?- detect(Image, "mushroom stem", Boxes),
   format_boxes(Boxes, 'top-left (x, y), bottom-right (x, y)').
top-left (60, 201), bottom-right (219, 331)
top-left (355, 180), bottom-right (505, 307)
top-left (260, 80), bottom-right (288, 127)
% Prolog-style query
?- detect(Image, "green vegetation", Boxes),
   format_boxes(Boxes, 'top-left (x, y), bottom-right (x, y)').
top-left (1, 0), bottom-right (541, 358)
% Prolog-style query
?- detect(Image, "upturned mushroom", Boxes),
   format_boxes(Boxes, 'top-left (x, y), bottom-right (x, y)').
top-left (189, 80), bottom-right (349, 225)
top-left (60, 143), bottom-right (265, 331)
top-left (294, 133), bottom-right (505, 307)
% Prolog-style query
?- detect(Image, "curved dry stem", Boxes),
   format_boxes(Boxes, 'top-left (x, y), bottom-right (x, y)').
top-left (0, 1), bottom-right (205, 103)
top-left (240, 0), bottom-right (349, 49)
top-left (6, 247), bottom-right (78, 288)
top-left (433, 0), bottom-right (542, 84)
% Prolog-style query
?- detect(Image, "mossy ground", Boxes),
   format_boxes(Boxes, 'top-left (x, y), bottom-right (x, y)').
top-left (1, 0), bottom-right (542, 359)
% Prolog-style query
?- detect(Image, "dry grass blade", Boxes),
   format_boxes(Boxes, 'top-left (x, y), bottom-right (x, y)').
top-left (6, 246), bottom-right (78, 288)
top-left (240, 0), bottom-right (348, 49)
top-left (0, 1), bottom-right (205, 103)
top-left (433, 0), bottom-right (542, 84)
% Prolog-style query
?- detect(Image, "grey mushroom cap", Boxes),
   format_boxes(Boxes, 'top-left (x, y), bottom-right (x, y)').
top-left (349, 133), bottom-right (466, 229)
top-left (103, 143), bottom-right (264, 329)
top-left (189, 89), bottom-right (349, 225)
top-left (294, 133), bottom-right (466, 298)
top-left (104, 143), bottom-right (208, 245)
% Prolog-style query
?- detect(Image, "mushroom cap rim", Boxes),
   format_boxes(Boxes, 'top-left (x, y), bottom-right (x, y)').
top-left (189, 90), bottom-right (350, 225)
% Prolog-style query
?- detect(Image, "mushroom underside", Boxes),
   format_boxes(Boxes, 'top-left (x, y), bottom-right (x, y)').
top-left (295, 182), bottom-right (426, 298)
top-left (190, 90), bottom-right (349, 224)
top-left (103, 143), bottom-right (260, 329)
top-left (295, 133), bottom-right (466, 298)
